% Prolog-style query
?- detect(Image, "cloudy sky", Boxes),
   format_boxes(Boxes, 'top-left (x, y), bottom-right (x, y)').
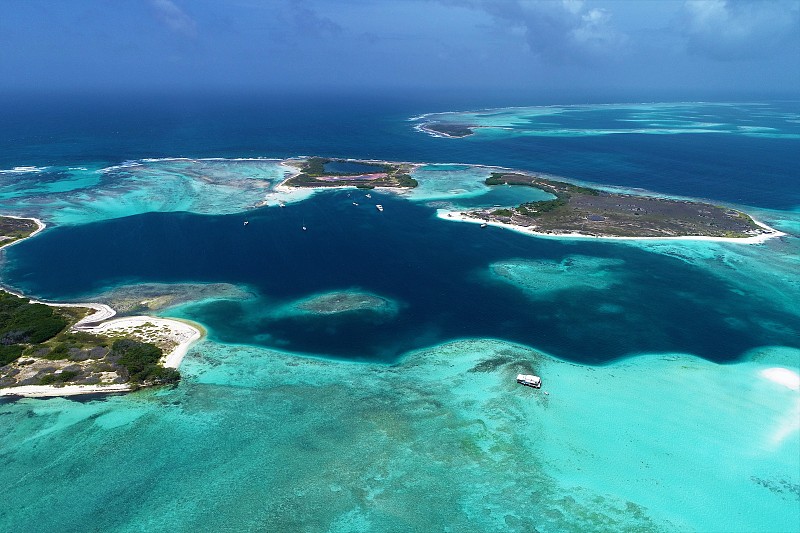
top-left (2, 0), bottom-right (798, 100)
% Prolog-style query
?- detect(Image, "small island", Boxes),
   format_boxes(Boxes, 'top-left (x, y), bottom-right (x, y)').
top-left (0, 290), bottom-right (181, 395)
top-left (0, 215), bottom-right (44, 248)
top-left (289, 290), bottom-right (398, 317)
top-left (0, 216), bottom-right (202, 397)
top-left (283, 157), bottom-right (418, 189)
top-left (417, 122), bottom-right (477, 138)
top-left (450, 172), bottom-right (780, 240)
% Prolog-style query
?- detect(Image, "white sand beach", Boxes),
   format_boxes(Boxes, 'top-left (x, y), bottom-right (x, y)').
top-left (0, 215), bottom-right (46, 251)
top-left (0, 316), bottom-right (203, 398)
top-left (78, 315), bottom-right (203, 369)
top-left (0, 383), bottom-right (132, 398)
top-left (1, 216), bottom-right (203, 398)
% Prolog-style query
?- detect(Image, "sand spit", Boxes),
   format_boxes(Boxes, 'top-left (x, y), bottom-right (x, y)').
top-left (0, 215), bottom-right (46, 251)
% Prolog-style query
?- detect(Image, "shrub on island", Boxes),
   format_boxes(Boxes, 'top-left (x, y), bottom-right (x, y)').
top-left (0, 292), bottom-right (69, 366)
top-left (110, 338), bottom-right (180, 385)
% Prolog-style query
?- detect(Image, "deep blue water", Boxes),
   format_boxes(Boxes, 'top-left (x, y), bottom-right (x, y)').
top-left (4, 190), bottom-right (797, 364)
top-left (2, 93), bottom-right (798, 209)
top-left (2, 93), bottom-right (799, 364)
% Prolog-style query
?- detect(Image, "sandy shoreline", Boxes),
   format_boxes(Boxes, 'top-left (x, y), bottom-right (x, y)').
top-left (0, 383), bottom-right (133, 398)
top-left (1, 214), bottom-right (204, 398)
top-left (0, 215), bottom-right (46, 251)
top-left (78, 316), bottom-right (204, 369)
top-left (0, 314), bottom-right (204, 398)
top-left (437, 209), bottom-right (786, 244)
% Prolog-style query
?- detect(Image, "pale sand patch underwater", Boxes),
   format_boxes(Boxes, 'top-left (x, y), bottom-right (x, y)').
top-left (761, 367), bottom-right (800, 390)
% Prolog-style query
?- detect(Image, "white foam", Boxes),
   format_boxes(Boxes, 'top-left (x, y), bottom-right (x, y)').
top-left (0, 166), bottom-right (48, 174)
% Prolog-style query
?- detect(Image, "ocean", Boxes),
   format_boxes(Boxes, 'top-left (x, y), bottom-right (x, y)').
top-left (0, 93), bottom-right (798, 532)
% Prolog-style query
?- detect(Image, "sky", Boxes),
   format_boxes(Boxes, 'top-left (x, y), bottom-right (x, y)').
top-left (1, 0), bottom-right (799, 100)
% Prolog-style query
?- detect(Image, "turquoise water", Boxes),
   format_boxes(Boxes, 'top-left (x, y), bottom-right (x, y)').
top-left (1, 98), bottom-right (798, 531)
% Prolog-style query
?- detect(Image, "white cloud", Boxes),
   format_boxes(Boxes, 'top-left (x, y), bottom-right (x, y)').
top-left (443, 0), bottom-right (628, 63)
top-left (150, 0), bottom-right (197, 38)
top-left (681, 0), bottom-right (800, 60)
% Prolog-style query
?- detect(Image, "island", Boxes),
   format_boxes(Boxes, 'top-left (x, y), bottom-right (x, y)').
top-left (0, 216), bottom-right (202, 397)
top-left (0, 215), bottom-right (44, 248)
top-left (445, 172), bottom-right (780, 240)
top-left (283, 157), bottom-right (418, 189)
top-left (287, 290), bottom-right (398, 317)
top-left (417, 122), bottom-right (477, 138)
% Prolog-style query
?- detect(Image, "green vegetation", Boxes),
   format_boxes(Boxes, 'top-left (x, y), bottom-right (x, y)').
top-left (518, 198), bottom-right (568, 217)
top-left (479, 170), bottom-right (766, 238)
top-left (0, 216), bottom-right (39, 248)
top-left (484, 172), bottom-right (598, 218)
top-left (287, 157), bottom-right (418, 189)
top-left (485, 174), bottom-right (507, 186)
top-left (110, 339), bottom-right (179, 385)
top-left (0, 290), bottom-right (180, 391)
top-left (566, 184), bottom-right (600, 196)
top-left (0, 292), bottom-right (68, 364)
top-left (303, 157), bottom-right (327, 177)
top-left (39, 371), bottom-right (79, 385)
top-left (0, 344), bottom-right (24, 366)
top-left (395, 174), bottom-right (418, 187)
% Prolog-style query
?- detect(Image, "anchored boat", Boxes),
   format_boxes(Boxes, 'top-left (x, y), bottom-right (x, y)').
top-left (516, 374), bottom-right (542, 389)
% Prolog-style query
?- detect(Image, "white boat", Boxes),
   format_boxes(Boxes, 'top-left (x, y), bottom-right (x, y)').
top-left (516, 374), bottom-right (541, 389)
top-left (353, 202), bottom-right (359, 206)
top-left (279, 202), bottom-right (286, 208)
top-left (376, 204), bottom-right (384, 212)
top-left (480, 223), bottom-right (487, 228)
top-left (365, 193), bottom-right (372, 198)
top-left (243, 221), bottom-right (249, 226)
top-left (302, 226), bottom-right (307, 231)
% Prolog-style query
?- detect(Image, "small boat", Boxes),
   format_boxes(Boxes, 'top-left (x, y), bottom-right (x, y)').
top-left (480, 223), bottom-right (487, 228)
top-left (279, 202), bottom-right (286, 208)
top-left (376, 204), bottom-right (384, 212)
top-left (353, 202), bottom-right (359, 206)
top-left (243, 221), bottom-right (249, 226)
top-left (365, 193), bottom-right (372, 198)
top-left (516, 374), bottom-right (542, 389)
top-left (302, 226), bottom-right (307, 231)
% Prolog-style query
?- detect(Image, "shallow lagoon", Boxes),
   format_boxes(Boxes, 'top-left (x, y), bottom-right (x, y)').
top-left (1, 98), bottom-right (799, 531)
top-left (1, 338), bottom-right (796, 532)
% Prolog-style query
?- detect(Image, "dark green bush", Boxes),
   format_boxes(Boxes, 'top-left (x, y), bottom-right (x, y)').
top-left (111, 339), bottom-right (178, 384)
top-left (0, 344), bottom-right (24, 366)
top-left (39, 370), bottom-right (79, 385)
